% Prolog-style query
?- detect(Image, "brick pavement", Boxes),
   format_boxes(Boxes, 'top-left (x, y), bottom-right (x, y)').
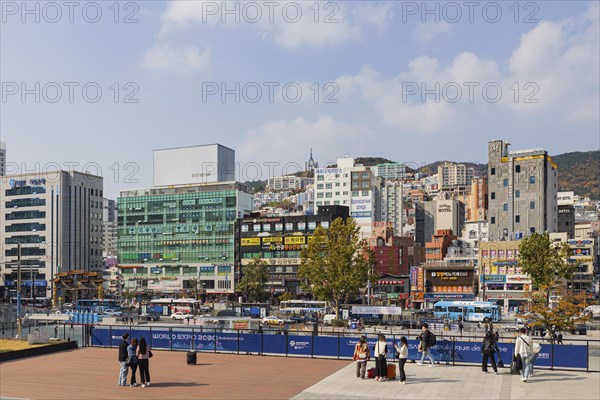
top-left (0, 348), bottom-right (347, 400)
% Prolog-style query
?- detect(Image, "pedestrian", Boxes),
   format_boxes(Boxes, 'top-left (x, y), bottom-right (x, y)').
top-left (417, 323), bottom-right (435, 366)
top-left (481, 330), bottom-right (498, 374)
top-left (136, 337), bottom-right (152, 387)
top-left (557, 332), bottom-right (563, 345)
top-left (353, 335), bottom-right (370, 379)
top-left (127, 338), bottom-right (139, 387)
top-left (394, 336), bottom-right (409, 384)
top-left (118, 333), bottom-right (130, 386)
top-left (514, 328), bottom-right (534, 382)
top-left (458, 320), bottom-right (464, 336)
top-left (478, 321), bottom-right (482, 330)
top-left (373, 334), bottom-right (388, 382)
top-left (494, 329), bottom-right (500, 342)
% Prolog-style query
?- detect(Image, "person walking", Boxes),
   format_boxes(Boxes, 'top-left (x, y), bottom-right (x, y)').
top-left (394, 336), bottom-right (409, 384)
top-left (117, 333), bottom-right (129, 386)
top-left (373, 334), bottom-right (388, 381)
top-left (353, 335), bottom-right (370, 379)
top-left (417, 323), bottom-right (435, 366)
top-left (127, 338), bottom-right (139, 387)
top-left (481, 331), bottom-right (498, 374)
top-left (136, 337), bottom-right (152, 387)
top-left (514, 328), bottom-right (534, 382)
top-left (556, 332), bottom-right (563, 345)
top-left (458, 320), bottom-right (464, 336)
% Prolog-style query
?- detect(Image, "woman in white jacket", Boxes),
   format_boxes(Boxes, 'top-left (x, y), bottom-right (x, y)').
top-left (514, 328), bottom-right (534, 382)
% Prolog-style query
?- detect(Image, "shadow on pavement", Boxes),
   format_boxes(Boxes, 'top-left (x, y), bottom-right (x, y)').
top-left (149, 382), bottom-right (208, 387)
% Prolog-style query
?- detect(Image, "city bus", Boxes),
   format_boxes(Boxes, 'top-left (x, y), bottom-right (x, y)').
top-left (148, 298), bottom-right (202, 316)
top-left (280, 300), bottom-right (328, 315)
top-left (76, 299), bottom-right (119, 312)
top-left (433, 301), bottom-right (502, 323)
top-left (9, 297), bottom-right (51, 308)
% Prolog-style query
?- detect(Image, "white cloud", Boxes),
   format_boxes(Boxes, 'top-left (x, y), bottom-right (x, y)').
top-left (413, 21), bottom-right (453, 46)
top-left (158, 1), bottom-right (392, 48)
top-left (237, 115), bottom-right (373, 178)
top-left (142, 44), bottom-right (211, 73)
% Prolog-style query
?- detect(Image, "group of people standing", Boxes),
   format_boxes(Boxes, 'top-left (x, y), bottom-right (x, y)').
top-left (118, 333), bottom-right (152, 387)
top-left (353, 323), bottom-right (543, 384)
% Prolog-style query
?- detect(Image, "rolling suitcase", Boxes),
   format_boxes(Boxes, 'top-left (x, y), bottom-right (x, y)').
top-left (387, 363), bottom-right (396, 380)
top-left (187, 351), bottom-right (197, 365)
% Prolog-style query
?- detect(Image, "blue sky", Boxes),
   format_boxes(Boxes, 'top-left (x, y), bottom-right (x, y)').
top-left (1, 1), bottom-right (598, 198)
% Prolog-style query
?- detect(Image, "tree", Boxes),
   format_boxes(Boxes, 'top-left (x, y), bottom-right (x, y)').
top-left (518, 232), bottom-right (573, 306)
top-left (522, 283), bottom-right (590, 332)
top-left (299, 217), bottom-right (376, 318)
top-left (237, 258), bottom-right (269, 302)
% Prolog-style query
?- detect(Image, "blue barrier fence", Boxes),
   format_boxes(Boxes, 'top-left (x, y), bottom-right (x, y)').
top-left (91, 325), bottom-right (595, 371)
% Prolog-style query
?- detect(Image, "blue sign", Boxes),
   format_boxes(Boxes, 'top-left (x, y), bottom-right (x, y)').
top-left (553, 344), bottom-right (587, 369)
top-left (481, 274), bottom-right (506, 283)
top-left (424, 293), bottom-right (474, 300)
top-left (288, 335), bottom-right (312, 356)
top-left (239, 333), bottom-right (262, 354)
top-left (149, 329), bottom-right (172, 349)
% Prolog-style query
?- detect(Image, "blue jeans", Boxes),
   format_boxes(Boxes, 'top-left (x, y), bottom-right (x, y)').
top-left (529, 353), bottom-right (539, 374)
top-left (520, 355), bottom-right (533, 379)
top-left (118, 361), bottom-right (128, 386)
top-left (420, 348), bottom-right (435, 365)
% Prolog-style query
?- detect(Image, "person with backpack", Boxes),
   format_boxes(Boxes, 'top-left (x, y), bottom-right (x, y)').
top-left (373, 334), bottom-right (388, 381)
top-left (417, 323), bottom-right (436, 366)
top-left (481, 331), bottom-right (498, 374)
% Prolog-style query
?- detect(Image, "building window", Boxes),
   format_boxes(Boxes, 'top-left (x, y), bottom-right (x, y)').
top-left (491, 192), bottom-right (496, 200)
top-left (317, 184), bottom-right (323, 189)
top-left (530, 201), bottom-right (535, 209)
top-left (362, 181), bottom-right (369, 188)
top-left (334, 200), bottom-right (340, 205)
top-left (503, 203), bottom-right (508, 211)
top-left (241, 224), bottom-right (249, 232)
top-left (491, 167), bottom-right (496, 175)
top-left (352, 191), bottom-right (359, 196)
top-left (317, 193), bottom-right (323, 198)
top-left (515, 215), bottom-right (520, 223)
top-left (529, 176), bottom-right (535, 184)
top-left (325, 183), bottom-right (332, 189)
top-left (515, 165), bottom-right (521, 173)
top-left (285, 223), bottom-right (294, 230)
top-left (325, 192), bottom-right (332, 198)
top-left (530, 227), bottom-right (536, 233)
top-left (352, 172), bottom-right (359, 179)
top-left (317, 175), bottom-right (324, 181)
top-left (491, 217), bottom-right (496, 224)
top-left (515, 190), bottom-right (520, 198)
top-left (503, 179), bottom-right (508, 187)
top-left (362, 190), bottom-right (369, 196)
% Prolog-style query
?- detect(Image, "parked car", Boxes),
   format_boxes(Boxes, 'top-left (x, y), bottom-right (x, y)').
top-left (569, 324), bottom-right (587, 335)
top-left (395, 320), bottom-right (421, 329)
top-left (290, 315), bottom-right (308, 323)
top-left (323, 314), bottom-right (337, 326)
top-left (141, 312), bottom-right (161, 321)
top-left (361, 317), bottom-right (384, 326)
top-left (261, 316), bottom-right (284, 326)
top-left (62, 303), bottom-right (74, 310)
top-left (171, 312), bottom-right (192, 320)
top-left (102, 309), bottom-right (123, 317)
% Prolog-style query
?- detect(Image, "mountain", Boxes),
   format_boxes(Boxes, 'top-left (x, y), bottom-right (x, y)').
top-left (553, 150), bottom-right (599, 199)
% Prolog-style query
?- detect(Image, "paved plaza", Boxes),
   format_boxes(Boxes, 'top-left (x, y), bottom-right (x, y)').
top-left (1, 348), bottom-right (598, 400)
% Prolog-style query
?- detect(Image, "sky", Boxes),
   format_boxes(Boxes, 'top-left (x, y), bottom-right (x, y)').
top-left (1, 0), bottom-right (598, 198)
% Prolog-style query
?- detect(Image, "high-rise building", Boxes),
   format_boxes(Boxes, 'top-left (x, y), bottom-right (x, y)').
top-left (487, 140), bottom-right (558, 241)
top-left (372, 162), bottom-right (405, 181)
top-left (437, 162), bottom-right (474, 189)
top-left (466, 178), bottom-right (488, 222)
top-left (415, 199), bottom-right (465, 246)
top-left (0, 141), bottom-right (5, 176)
top-left (0, 171), bottom-right (103, 299)
top-left (380, 181), bottom-right (404, 236)
top-left (102, 198), bottom-right (118, 257)
top-left (314, 157), bottom-right (379, 238)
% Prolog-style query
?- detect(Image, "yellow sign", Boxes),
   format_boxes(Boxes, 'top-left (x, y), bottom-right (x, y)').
top-left (285, 236), bottom-right (306, 245)
top-left (262, 237), bottom-right (283, 244)
top-left (241, 238), bottom-right (261, 246)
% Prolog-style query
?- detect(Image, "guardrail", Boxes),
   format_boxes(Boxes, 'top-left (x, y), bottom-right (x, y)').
top-left (91, 325), bottom-right (599, 373)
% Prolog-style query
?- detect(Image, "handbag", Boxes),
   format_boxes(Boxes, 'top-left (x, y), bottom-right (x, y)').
top-left (149, 350), bottom-right (154, 358)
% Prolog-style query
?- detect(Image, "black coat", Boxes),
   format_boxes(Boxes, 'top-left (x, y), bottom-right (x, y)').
top-left (118, 340), bottom-right (129, 361)
top-left (482, 336), bottom-right (496, 354)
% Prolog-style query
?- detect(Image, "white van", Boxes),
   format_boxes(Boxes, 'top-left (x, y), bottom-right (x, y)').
top-left (323, 314), bottom-right (337, 325)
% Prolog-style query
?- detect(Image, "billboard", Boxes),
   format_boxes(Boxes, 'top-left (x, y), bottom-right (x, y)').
top-left (153, 144), bottom-right (235, 187)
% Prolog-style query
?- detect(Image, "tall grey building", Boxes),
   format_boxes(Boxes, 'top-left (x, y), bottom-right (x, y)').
top-left (0, 171), bottom-right (103, 299)
top-left (415, 199), bottom-right (465, 245)
top-left (102, 198), bottom-right (118, 257)
top-left (487, 140), bottom-right (558, 241)
top-left (380, 180), bottom-right (404, 236)
top-left (0, 141), bottom-right (5, 176)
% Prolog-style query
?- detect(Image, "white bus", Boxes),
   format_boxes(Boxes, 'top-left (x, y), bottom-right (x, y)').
top-left (280, 300), bottom-right (328, 314)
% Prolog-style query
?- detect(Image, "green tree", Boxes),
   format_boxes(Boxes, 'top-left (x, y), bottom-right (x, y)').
top-left (299, 217), bottom-right (376, 318)
top-left (237, 258), bottom-right (269, 302)
top-left (518, 232), bottom-right (573, 306)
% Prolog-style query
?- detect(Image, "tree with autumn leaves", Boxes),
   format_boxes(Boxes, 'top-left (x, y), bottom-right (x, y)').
top-left (299, 217), bottom-right (377, 318)
top-left (518, 232), bottom-right (589, 330)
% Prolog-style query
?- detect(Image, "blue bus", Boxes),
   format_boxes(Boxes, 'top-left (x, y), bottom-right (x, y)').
top-left (433, 301), bottom-right (502, 322)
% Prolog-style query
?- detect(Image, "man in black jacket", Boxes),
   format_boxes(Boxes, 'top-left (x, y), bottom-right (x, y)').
top-left (417, 323), bottom-right (436, 366)
top-left (118, 333), bottom-right (130, 386)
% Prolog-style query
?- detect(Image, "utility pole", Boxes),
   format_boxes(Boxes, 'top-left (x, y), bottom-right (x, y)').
top-left (16, 244), bottom-right (22, 339)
